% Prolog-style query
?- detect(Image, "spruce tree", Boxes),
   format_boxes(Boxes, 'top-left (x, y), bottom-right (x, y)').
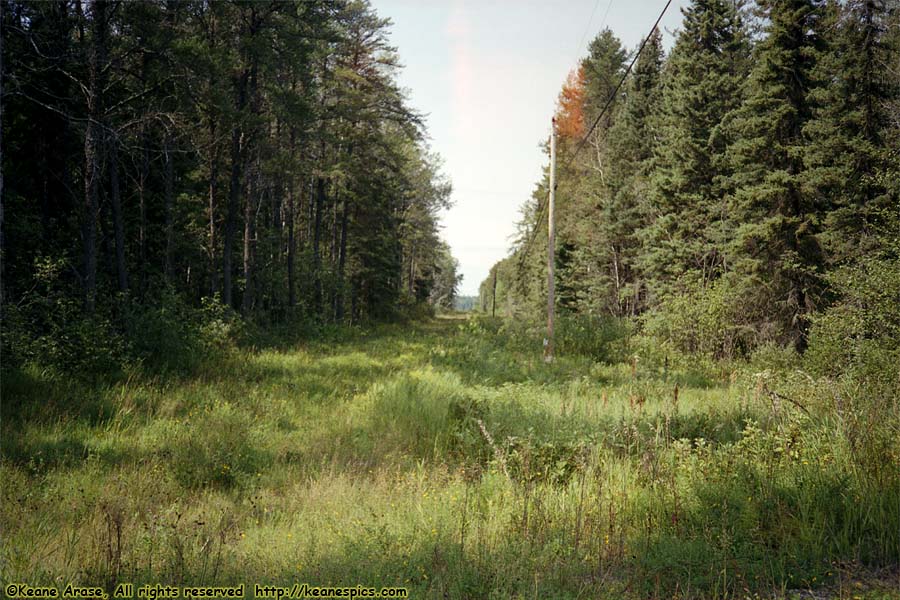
top-left (640, 0), bottom-right (749, 301)
top-left (725, 0), bottom-right (824, 351)
top-left (603, 28), bottom-right (664, 315)
top-left (804, 0), bottom-right (896, 266)
top-left (555, 29), bottom-right (627, 315)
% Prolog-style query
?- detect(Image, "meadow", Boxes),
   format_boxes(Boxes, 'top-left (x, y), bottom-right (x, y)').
top-left (2, 316), bottom-right (898, 599)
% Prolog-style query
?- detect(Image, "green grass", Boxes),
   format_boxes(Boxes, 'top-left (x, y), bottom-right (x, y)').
top-left (2, 318), bottom-right (898, 599)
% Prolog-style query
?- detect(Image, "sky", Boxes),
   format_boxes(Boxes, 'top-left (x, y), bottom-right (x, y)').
top-left (370, 0), bottom-right (690, 296)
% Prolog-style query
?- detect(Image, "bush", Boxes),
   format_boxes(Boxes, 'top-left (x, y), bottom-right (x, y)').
top-left (805, 254), bottom-right (900, 382)
top-left (641, 277), bottom-right (760, 360)
top-left (1, 257), bottom-right (129, 378)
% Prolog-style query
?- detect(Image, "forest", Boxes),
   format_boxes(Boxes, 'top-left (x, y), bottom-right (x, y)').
top-left (2, 0), bottom-right (900, 599)
top-left (482, 0), bottom-right (899, 362)
top-left (1, 0), bottom-right (461, 376)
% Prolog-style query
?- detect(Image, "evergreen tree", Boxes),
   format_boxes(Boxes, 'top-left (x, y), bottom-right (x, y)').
top-left (725, 0), bottom-right (824, 351)
top-left (804, 0), bottom-right (897, 266)
top-left (603, 27), bottom-right (664, 315)
top-left (641, 0), bottom-right (749, 300)
top-left (556, 29), bottom-right (628, 316)
top-left (1, 0), bottom-right (458, 370)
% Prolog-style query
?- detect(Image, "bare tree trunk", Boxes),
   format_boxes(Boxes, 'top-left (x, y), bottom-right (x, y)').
top-left (313, 176), bottom-right (325, 313)
top-left (223, 71), bottom-right (248, 308)
top-left (241, 46), bottom-right (260, 316)
top-left (164, 133), bottom-right (175, 281)
top-left (335, 198), bottom-right (348, 321)
top-left (108, 132), bottom-right (128, 293)
top-left (408, 244), bottom-right (415, 295)
top-left (83, 0), bottom-right (108, 313)
top-left (307, 176), bottom-right (314, 244)
top-left (286, 172), bottom-right (296, 308)
top-left (242, 160), bottom-right (256, 314)
top-left (138, 126), bottom-right (149, 297)
top-left (208, 119), bottom-right (219, 296)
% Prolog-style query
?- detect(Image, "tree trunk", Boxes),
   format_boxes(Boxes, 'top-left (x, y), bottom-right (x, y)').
top-left (223, 71), bottom-right (248, 308)
top-left (335, 198), bottom-right (348, 322)
top-left (242, 161), bottom-right (256, 314)
top-left (109, 132), bottom-right (128, 293)
top-left (313, 176), bottom-right (325, 313)
top-left (208, 119), bottom-right (219, 296)
top-left (164, 133), bottom-right (175, 281)
top-left (83, 0), bottom-right (108, 313)
top-left (138, 126), bottom-right (149, 297)
top-left (241, 46), bottom-right (260, 316)
top-left (408, 244), bottom-right (415, 294)
top-left (286, 175), bottom-right (296, 309)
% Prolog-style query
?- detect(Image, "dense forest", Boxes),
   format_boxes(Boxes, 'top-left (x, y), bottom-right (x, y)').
top-left (1, 0), bottom-right (460, 373)
top-left (481, 0), bottom-right (899, 362)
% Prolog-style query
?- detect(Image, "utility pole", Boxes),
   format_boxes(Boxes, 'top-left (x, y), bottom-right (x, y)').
top-left (544, 118), bottom-right (557, 363)
top-left (491, 270), bottom-right (497, 317)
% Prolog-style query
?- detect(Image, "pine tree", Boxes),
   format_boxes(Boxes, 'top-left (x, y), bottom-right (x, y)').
top-left (555, 29), bottom-right (628, 316)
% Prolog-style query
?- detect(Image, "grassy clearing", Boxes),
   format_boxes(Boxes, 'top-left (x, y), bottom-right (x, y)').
top-left (1, 318), bottom-right (898, 599)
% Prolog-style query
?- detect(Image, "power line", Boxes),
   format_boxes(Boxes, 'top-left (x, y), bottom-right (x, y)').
top-left (573, 0), bottom-right (604, 66)
top-left (574, 0), bottom-right (616, 69)
top-left (518, 0), bottom-right (673, 267)
top-left (564, 0), bottom-right (672, 172)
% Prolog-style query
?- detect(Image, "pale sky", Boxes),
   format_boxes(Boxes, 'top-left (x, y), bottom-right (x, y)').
top-left (371, 0), bottom-right (689, 295)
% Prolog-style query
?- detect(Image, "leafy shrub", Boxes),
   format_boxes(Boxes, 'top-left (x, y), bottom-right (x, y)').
top-left (123, 290), bottom-right (206, 374)
top-left (504, 436), bottom-right (588, 486)
top-left (805, 254), bottom-right (900, 382)
top-left (748, 342), bottom-right (801, 372)
top-left (1, 256), bottom-right (129, 378)
top-left (642, 277), bottom-right (761, 360)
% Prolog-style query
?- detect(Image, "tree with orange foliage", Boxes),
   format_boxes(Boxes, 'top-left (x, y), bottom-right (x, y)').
top-left (555, 67), bottom-right (586, 140)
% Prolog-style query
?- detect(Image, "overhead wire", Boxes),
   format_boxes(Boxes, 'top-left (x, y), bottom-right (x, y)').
top-left (517, 0), bottom-right (673, 268)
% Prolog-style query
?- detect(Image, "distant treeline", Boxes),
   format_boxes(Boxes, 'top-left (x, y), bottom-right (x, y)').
top-left (481, 0), bottom-right (899, 359)
top-left (1, 0), bottom-right (461, 371)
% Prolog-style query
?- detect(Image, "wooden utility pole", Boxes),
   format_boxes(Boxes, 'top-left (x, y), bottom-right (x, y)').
top-left (544, 119), bottom-right (557, 363)
top-left (491, 270), bottom-right (497, 317)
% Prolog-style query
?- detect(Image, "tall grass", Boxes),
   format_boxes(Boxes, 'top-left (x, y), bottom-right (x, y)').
top-left (2, 318), bottom-right (898, 598)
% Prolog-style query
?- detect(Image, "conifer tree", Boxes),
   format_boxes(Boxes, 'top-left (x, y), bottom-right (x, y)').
top-left (641, 0), bottom-right (749, 300)
top-left (726, 0), bottom-right (824, 351)
top-left (603, 28), bottom-right (664, 315)
top-left (804, 0), bottom-right (896, 266)
top-left (556, 29), bottom-right (627, 315)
